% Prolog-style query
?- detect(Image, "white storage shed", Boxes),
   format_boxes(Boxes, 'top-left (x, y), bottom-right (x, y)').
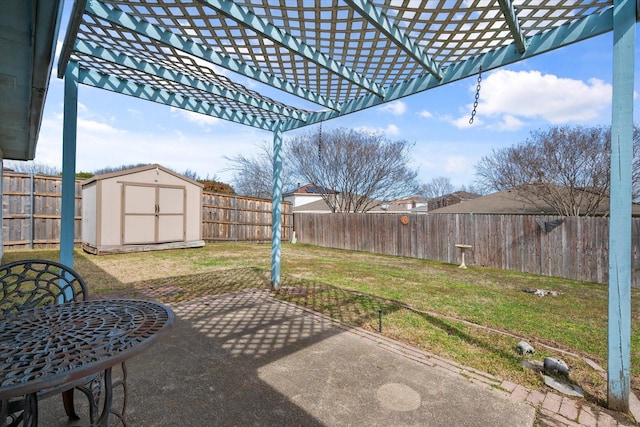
top-left (81, 164), bottom-right (205, 254)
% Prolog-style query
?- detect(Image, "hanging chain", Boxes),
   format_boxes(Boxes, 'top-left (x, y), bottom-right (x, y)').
top-left (469, 65), bottom-right (483, 124)
top-left (318, 121), bottom-right (323, 161)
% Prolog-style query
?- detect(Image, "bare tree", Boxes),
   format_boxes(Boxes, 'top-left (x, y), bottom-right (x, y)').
top-left (93, 163), bottom-right (150, 175)
top-left (3, 161), bottom-right (60, 176)
top-left (180, 169), bottom-right (200, 181)
top-left (457, 183), bottom-right (485, 195)
top-left (287, 128), bottom-right (419, 212)
top-left (475, 125), bottom-right (640, 216)
top-left (420, 176), bottom-right (454, 198)
top-left (224, 141), bottom-right (296, 199)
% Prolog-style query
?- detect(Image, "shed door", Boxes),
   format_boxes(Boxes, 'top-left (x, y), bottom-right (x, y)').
top-left (122, 183), bottom-right (186, 245)
top-left (157, 186), bottom-right (185, 243)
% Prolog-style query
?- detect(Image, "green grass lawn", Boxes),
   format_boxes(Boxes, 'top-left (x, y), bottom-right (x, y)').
top-left (3, 242), bottom-right (638, 411)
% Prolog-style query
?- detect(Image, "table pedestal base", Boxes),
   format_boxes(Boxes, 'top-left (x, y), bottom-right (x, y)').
top-left (0, 394), bottom-right (37, 427)
top-left (0, 363), bottom-right (127, 427)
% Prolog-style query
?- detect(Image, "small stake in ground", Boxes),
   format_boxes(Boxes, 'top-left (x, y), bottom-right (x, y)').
top-left (455, 244), bottom-right (472, 269)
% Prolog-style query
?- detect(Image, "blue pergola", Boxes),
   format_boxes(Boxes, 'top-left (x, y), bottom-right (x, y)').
top-left (1, 0), bottom-right (636, 412)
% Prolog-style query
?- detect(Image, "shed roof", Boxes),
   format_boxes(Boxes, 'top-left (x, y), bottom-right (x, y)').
top-left (81, 163), bottom-right (204, 187)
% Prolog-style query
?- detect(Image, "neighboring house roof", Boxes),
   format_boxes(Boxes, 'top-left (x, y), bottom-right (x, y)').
top-left (284, 183), bottom-right (337, 196)
top-left (289, 199), bottom-right (331, 213)
top-left (391, 196), bottom-right (429, 205)
top-left (426, 191), bottom-right (481, 211)
top-left (371, 203), bottom-right (412, 213)
top-left (285, 184), bottom-right (418, 212)
top-left (292, 197), bottom-right (416, 213)
top-left (428, 189), bottom-right (555, 214)
top-left (427, 187), bottom-right (640, 216)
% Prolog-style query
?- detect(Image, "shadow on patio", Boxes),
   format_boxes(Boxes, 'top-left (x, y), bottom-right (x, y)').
top-left (37, 270), bottom-right (535, 426)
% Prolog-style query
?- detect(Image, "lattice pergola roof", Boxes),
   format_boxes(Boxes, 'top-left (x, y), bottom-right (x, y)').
top-left (59, 0), bottom-right (625, 132)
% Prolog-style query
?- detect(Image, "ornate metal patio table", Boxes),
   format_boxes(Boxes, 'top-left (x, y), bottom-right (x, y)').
top-left (0, 299), bottom-right (174, 427)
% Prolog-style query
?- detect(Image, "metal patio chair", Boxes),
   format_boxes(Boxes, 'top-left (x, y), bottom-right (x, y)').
top-left (0, 259), bottom-right (101, 425)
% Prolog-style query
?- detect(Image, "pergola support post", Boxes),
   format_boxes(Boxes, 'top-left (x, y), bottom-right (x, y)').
top-left (60, 61), bottom-right (79, 269)
top-left (271, 123), bottom-right (284, 289)
top-left (607, 0), bottom-right (635, 412)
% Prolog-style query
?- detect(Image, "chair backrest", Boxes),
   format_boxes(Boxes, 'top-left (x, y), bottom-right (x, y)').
top-left (0, 259), bottom-right (88, 316)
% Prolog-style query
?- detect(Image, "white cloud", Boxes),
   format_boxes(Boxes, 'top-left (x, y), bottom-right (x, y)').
top-left (386, 124), bottom-right (400, 135)
top-left (452, 70), bottom-right (612, 129)
top-left (379, 101), bottom-right (407, 116)
top-left (417, 110), bottom-right (433, 119)
top-left (411, 141), bottom-right (484, 188)
top-left (444, 155), bottom-right (473, 173)
top-left (448, 114), bottom-right (482, 129)
top-left (489, 114), bottom-right (525, 131)
top-left (170, 108), bottom-right (221, 130)
top-left (50, 41), bottom-right (63, 77)
top-left (36, 102), bottom-right (268, 180)
top-left (77, 118), bottom-right (121, 134)
top-left (354, 124), bottom-right (400, 135)
top-left (46, 103), bottom-right (122, 134)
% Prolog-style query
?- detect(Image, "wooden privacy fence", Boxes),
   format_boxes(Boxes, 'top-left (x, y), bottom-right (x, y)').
top-left (2, 172), bottom-right (83, 249)
top-left (293, 213), bottom-right (640, 287)
top-left (202, 192), bottom-right (292, 242)
top-left (2, 172), bottom-right (291, 249)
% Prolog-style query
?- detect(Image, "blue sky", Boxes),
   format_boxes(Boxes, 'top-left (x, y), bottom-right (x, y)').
top-left (29, 2), bottom-right (640, 190)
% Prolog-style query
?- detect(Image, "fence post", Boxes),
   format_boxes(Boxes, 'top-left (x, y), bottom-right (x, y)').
top-left (233, 195), bottom-right (238, 241)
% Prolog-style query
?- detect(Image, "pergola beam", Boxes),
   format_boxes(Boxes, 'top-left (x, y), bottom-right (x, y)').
top-left (78, 69), bottom-right (277, 131)
top-left (202, 0), bottom-right (385, 97)
top-left (74, 39), bottom-right (307, 122)
top-left (497, 0), bottom-right (527, 53)
top-left (83, 0), bottom-right (341, 112)
top-left (344, 0), bottom-right (443, 79)
top-left (57, 0), bottom-right (87, 79)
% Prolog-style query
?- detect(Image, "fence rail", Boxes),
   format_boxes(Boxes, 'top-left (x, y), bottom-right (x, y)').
top-left (293, 213), bottom-right (638, 287)
top-left (2, 172), bottom-right (291, 250)
top-left (5, 172), bottom-right (632, 287)
top-left (202, 192), bottom-right (292, 242)
top-left (2, 173), bottom-right (83, 249)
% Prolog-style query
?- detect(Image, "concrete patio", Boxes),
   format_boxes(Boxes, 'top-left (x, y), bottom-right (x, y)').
top-left (37, 289), bottom-right (635, 426)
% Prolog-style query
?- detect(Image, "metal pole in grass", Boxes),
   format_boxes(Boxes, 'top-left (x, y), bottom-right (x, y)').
top-left (271, 122), bottom-right (284, 289)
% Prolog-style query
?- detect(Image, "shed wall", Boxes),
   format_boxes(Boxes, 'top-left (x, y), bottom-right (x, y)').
top-left (83, 166), bottom-right (203, 252)
top-left (98, 177), bottom-right (122, 247)
top-left (81, 182), bottom-right (97, 247)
